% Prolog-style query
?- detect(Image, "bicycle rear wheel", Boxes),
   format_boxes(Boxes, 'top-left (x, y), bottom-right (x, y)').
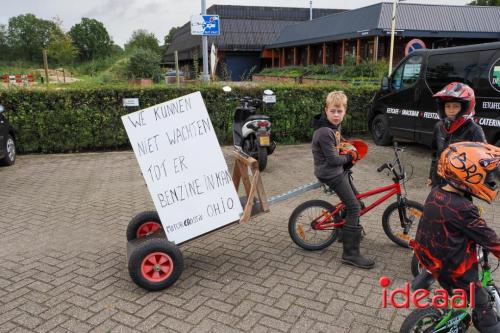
top-left (382, 200), bottom-right (423, 248)
top-left (288, 200), bottom-right (340, 251)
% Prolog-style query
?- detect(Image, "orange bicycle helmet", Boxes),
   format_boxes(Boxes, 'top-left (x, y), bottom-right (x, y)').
top-left (437, 142), bottom-right (500, 203)
top-left (338, 139), bottom-right (368, 162)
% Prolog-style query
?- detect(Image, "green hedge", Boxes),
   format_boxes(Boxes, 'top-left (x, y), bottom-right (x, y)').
top-left (0, 84), bottom-right (377, 153)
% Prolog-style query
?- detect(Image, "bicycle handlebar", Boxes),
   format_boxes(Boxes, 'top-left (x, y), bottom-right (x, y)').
top-left (377, 163), bottom-right (389, 173)
top-left (376, 142), bottom-right (406, 180)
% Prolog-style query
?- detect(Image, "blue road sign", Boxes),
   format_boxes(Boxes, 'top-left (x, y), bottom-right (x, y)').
top-left (202, 15), bottom-right (220, 36)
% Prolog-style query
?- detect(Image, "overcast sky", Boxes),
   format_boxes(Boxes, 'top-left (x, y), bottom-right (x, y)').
top-left (0, 0), bottom-right (470, 47)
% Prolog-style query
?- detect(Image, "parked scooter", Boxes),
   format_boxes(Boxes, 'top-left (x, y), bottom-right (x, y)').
top-left (223, 86), bottom-right (277, 171)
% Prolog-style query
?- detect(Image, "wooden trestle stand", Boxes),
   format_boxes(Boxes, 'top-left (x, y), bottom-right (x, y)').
top-left (232, 149), bottom-right (269, 223)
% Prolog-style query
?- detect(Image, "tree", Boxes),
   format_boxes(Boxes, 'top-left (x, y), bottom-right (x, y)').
top-left (69, 18), bottom-right (113, 61)
top-left (468, 0), bottom-right (500, 4)
top-left (126, 48), bottom-right (162, 80)
top-left (0, 24), bottom-right (9, 61)
top-left (125, 29), bottom-right (160, 55)
top-left (47, 32), bottom-right (77, 65)
top-left (163, 26), bottom-right (179, 50)
top-left (7, 14), bottom-right (61, 62)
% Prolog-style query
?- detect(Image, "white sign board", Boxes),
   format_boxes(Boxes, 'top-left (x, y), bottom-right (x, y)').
top-left (263, 95), bottom-right (276, 104)
top-left (121, 92), bottom-right (243, 244)
top-left (123, 98), bottom-right (139, 107)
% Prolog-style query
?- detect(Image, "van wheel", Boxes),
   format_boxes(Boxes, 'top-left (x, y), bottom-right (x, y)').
top-left (0, 135), bottom-right (16, 166)
top-left (371, 114), bottom-right (392, 146)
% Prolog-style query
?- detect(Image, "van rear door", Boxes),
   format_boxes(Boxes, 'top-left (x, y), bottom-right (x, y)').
top-left (416, 51), bottom-right (480, 146)
top-left (475, 49), bottom-right (500, 145)
top-left (376, 55), bottom-right (423, 142)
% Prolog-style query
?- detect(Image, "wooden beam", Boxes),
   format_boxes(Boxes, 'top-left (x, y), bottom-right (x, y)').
top-left (271, 49), bottom-right (275, 67)
top-left (307, 46), bottom-right (311, 66)
top-left (373, 36), bottom-right (379, 62)
top-left (356, 38), bottom-right (361, 65)
top-left (293, 47), bottom-right (297, 66)
top-left (322, 43), bottom-right (327, 65)
top-left (341, 40), bottom-right (345, 66)
top-left (281, 48), bottom-right (285, 67)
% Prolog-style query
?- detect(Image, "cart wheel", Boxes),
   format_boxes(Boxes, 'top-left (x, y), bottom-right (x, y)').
top-left (126, 211), bottom-right (164, 241)
top-left (128, 238), bottom-right (183, 291)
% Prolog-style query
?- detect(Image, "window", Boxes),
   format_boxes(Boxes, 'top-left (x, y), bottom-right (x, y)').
top-left (391, 55), bottom-right (422, 91)
top-left (425, 51), bottom-right (479, 93)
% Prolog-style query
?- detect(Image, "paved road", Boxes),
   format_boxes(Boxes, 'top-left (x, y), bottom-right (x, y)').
top-left (0, 140), bottom-right (498, 332)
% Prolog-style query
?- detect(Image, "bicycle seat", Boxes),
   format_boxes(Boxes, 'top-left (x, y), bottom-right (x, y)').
top-left (247, 115), bottom-right (270, 121)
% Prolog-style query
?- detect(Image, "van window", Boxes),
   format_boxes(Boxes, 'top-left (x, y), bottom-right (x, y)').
top-left (391, 55), bottom-right (422, 91)
top-left (425, 51), bottom-right (479, 93)
top-left (476, 49), bottom-right (500, 98)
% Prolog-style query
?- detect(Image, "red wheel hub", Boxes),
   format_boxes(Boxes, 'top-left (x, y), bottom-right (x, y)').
top-left (141, 252), bottom-right (173, 282)
top-left (136, 221), bottom-right (162, 238)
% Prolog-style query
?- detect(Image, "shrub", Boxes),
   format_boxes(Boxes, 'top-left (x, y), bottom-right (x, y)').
top-left (0, 84), bottom-right (377, 153)
top-left (126, 48), bottom-right (162, 80)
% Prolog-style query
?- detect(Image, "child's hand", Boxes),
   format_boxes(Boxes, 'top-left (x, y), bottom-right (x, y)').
top-left (340, 149), bottom-right (359, 163)
top-left (426, 179), bottom-right (432, 187)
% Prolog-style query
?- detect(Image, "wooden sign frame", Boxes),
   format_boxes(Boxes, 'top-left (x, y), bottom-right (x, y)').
top-left (231, 150), bottom-right (269, 223)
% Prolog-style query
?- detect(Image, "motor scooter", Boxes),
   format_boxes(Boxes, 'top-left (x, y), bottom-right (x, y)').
top-left (223, 86), bottom-right (276, 171)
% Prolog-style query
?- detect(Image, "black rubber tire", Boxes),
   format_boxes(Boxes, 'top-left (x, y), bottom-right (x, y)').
top-left (288, 200), bottom-right (340, 251)
top-left (128, 238), bottom-right (183, 291)
top-left (370, 114), bottom-right (393, 146)
top-left (0, 134), bottom-right (16, 166)
top-left (411, 253), bottom-right (423, 277)
top-left (382, 200), bottom-right (424, 248)
top-left (126, 211), bottom-right (165, 241)
top-left (400, 308), bottom-right (443, 333)
top-left (257, 146), bottom-right (268, 171)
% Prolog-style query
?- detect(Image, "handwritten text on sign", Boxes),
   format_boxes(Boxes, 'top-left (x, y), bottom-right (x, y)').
top-left (121, 92), bottom-right (243, 244)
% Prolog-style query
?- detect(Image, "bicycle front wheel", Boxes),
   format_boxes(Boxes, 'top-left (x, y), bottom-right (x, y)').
top-left (288, 200), bottom-right (340, 251)
top-left (400, 308), bottom-right (443, 333)
top-left (382, 200), bottom-right (423, 248)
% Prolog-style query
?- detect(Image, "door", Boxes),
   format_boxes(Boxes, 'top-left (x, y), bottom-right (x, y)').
top-left (416, 51), bottom-right (480, 146)
top-left (475, 49), bottom-right (500, 144)
top-left (376, 55), bottom-right (423, 141)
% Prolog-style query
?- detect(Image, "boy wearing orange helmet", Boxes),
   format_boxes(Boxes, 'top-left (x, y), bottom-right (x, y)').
top-left (311, 91), bottom-right (374, 269)
top-left (414, 142), bottom-right (500, 332)
top-left (428, 82), bottom-right (487, 187)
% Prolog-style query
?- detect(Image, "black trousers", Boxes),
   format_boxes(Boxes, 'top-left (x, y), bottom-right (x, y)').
top-left (323, 171), bottom-right (360, 228)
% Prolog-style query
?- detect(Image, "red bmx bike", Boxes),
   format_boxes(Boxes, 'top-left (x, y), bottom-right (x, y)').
top-left (288, 144), bottom-right (423, 250)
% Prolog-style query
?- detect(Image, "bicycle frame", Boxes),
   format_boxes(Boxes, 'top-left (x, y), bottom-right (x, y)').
top-left (314, 181), bottom-right (402, 230)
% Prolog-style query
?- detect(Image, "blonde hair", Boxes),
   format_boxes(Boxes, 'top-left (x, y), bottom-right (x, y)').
top-left (325, 91), bottom-right (348, 110)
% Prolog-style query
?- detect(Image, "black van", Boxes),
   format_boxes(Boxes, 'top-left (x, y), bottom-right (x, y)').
top-left (368, 42), bottom-right (500, 148)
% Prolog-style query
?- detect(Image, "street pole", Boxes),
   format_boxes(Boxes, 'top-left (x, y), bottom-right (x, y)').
top-left (42, 49), bottom-right (49, 87)
top-left (201, 0), bottom-right (210, 83)
top-left (388, 0), bottom-right (397, 75)
top-left (174, 50), bottom-right (180, 87)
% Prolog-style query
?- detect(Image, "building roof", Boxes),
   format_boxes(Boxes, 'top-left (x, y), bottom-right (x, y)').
top-left (267, 2), bottom-right (500, 48)
top-left (163, 4), bottom-right (345, 63)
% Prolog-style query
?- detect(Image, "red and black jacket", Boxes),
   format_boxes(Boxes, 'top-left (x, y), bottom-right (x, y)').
top-left (413, 187), bottom-right (500, 290)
